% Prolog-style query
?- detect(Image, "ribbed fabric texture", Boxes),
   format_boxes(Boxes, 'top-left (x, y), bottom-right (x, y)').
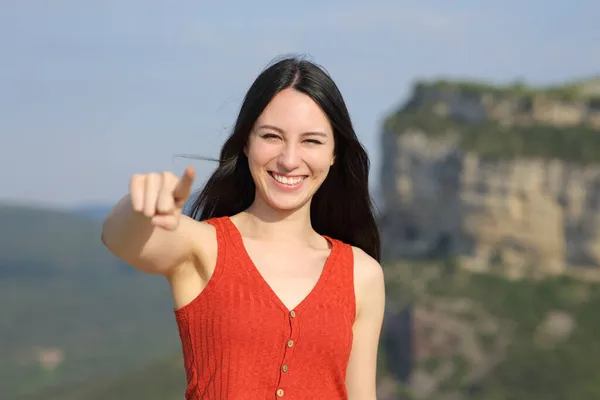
top-left (174, 216), bottom-right (356, 400)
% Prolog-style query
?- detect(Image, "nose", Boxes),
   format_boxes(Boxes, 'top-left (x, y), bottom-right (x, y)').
top-left (277, 142), bottom-right (301, 171)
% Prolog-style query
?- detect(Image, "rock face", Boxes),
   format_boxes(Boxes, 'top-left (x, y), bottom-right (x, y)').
top-left (379, 78), bottom-right (600, 276)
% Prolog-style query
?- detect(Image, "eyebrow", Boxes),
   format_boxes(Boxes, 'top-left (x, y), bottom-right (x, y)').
top-left (257, 124), bottom-right (328, 138)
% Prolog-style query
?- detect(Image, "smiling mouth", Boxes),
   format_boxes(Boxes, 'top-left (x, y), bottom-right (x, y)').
top-left (268, 171), bottom-right (308, 186)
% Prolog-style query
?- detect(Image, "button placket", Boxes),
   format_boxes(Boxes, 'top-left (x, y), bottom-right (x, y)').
top-left (275, 309), bottom-right (299, 397)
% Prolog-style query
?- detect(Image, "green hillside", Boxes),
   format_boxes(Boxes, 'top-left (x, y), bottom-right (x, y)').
top-left (0, 204), bottom-right (183, 399)
top-left (20, 355), bottom-right (186, 400)
top-left (4, 202), bottom-right (600, 399)
top-left (25, 258), bottom-right (600, 400)
top-left (385, 261), bottom-right (600, 400)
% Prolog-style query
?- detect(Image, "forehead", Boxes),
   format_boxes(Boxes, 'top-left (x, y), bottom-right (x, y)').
top-left (256, 88), bottom-right (333, 135)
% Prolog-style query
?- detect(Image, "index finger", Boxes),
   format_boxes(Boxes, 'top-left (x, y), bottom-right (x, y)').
top-left (173, 166), bottom-right (195, 200)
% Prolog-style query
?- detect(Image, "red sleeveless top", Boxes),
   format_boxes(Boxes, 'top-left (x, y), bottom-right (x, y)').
top-left (173, 216), bottom-right (356, 399)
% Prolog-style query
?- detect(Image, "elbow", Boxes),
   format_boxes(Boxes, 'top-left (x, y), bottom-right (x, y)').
top-left (100, 227), bottom-right (108, 247)
top-left (100, 222), bottom-right (128, 264)
top-left (100, 216), bottom-right (109, 245)
top-left (100, 217), bottom-right (116, 253)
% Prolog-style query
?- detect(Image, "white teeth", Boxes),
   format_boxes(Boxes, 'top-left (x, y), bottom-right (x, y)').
top-left (272, 173), bottom-right (306, 185)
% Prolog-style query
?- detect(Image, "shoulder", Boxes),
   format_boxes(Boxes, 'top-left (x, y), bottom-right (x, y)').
top-left (351, 246), bottom-right (385, 289)
top-left (350, 246), bottom-right (385, 315)
top-left (179, 215), bottom-right (217, 246)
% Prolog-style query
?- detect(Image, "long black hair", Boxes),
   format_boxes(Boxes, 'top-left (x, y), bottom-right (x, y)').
top-left (186, 55), bottom-right (381, 262)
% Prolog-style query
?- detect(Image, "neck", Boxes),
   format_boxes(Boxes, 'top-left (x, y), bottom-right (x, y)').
top-left (241, 197), bottom-right (315, 242)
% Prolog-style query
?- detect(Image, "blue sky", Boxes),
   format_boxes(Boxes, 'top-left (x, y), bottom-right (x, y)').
top-left (1, 0), bottom-right (598, 208)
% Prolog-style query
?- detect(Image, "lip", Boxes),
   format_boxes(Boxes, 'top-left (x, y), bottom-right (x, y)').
top-left (268, 171), bottom-right (307, 191)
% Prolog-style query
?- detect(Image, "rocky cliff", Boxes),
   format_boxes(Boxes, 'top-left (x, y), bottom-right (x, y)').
top-left (379, 77), bottom-right (600, 278)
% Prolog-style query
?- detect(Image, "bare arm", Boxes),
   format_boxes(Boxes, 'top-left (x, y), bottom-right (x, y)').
top-left (101, 167), bottom-right (198, 276)
top-left (345, 247), bottom-right (386, 400)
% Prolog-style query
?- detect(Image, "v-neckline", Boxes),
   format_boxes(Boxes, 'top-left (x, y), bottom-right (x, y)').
top-left (224, 216), bottom-right (337, 314)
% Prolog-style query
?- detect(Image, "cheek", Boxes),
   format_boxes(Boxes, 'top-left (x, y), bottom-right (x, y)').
top-left (247, 143), bottom-right (273, 167)
top-left (307, 153), bottom-right (334, 176)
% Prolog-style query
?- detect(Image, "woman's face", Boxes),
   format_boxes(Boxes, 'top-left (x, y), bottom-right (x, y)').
top-left (245, 88), bottom-right (335, 213)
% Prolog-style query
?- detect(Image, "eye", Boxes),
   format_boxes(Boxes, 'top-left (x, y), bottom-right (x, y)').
top-left (260, 133), bottom-right (281, 140)
top-left (304, 139), bottom-right (323, 145)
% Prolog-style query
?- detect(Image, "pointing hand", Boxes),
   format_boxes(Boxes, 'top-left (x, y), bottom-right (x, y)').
top-left (129, 166), bottom-right (195, 230)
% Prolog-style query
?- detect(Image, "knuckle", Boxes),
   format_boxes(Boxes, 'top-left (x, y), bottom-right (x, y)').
top-left (162, 171), bottom-right (178, 186)
top-left (130, 173), bottom-right (143, 184)
top-left (161, 170), bottom-right (175, 179)
top-left (157, 201), bottom-right (174, 213)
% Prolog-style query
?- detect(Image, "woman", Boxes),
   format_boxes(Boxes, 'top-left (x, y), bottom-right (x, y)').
top-left (101, 56), bottom-right (386, 400)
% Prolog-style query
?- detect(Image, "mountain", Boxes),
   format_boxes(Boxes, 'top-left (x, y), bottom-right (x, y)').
top-left (373, 75), bottom-right (600, 399)
top-left (379, 76), bottom-right (600, 278)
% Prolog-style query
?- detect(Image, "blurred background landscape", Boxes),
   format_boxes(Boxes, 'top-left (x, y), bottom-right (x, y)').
top-left (2, 1), bottom-right (599, 399)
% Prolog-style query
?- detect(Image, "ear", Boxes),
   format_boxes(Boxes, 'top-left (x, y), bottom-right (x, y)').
top-left (330, 154), bottom-right (335, 166)
top-left (243, 143), bottom-right (248, 157)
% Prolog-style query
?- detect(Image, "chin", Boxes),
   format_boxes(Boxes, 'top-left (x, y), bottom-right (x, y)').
top-left (266, 197), bottom-right (309, 212)
top-left (262, 181), bottom-right (318, 213)
top-left (256, 188), bottom-right (309, 212)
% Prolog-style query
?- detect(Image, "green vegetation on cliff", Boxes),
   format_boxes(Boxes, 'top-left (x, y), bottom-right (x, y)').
top-left (415, 76), bottom-right (600, 101)
top-left (385, 76), bottom-right (600, 162)
top-left (385, 111), bottom-right (600, 162)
